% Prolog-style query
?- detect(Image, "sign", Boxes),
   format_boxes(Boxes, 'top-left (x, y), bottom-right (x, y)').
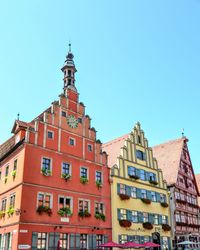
top-left (20, 230), bottom-right (28, 233)
top-left (61, 217), bottom-right (69, 222)
top-left (18, 245), bottom-right (31, 249)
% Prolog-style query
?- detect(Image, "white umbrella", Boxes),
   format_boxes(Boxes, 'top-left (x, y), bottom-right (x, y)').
top-left (177, 241), bottom-right (197, 245)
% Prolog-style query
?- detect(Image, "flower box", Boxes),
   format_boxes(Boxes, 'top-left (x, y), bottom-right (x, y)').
top-left (11, 170), bottom-right (17, 178)
top-left (119, 219), bottom-right (132, 227)
top-left (0, 211), bottom-right (6, 219)
top-left (141, 198), bottom-right (151, 204)
top-left (61, 173), bottom-right (71, 181)
top-left (129, 174), bottom-right (140, 180)
top-left (78, 210), bottom-right (91, 218)
top-left (96, 180), bottom-right (102, 189)
top-left (7, 207), bottom-right (15, 217)
top-left (36, 205), bottom-right (52, 216)
top-left (57, 207), bottom-right (72, 217)
top-left (119, 193), bottom-right (130, 200)
top-left (41, 168), bottom-right (51, 176)
top-left (95, 212), bottom-right (106, 221)
top-left (80, 177), bottom-right (88, 184)
top-left (149, 180), bottom-right (158, 185)
top-left (143, 222), bottom-right (153, 230)
top-left (162, 224), bottom-right (171, 231)
top-left (161, 202), bottom-right (169, 208)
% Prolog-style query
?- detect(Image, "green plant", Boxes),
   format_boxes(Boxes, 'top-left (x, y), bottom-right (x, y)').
top-left (0, 211), bottom-right (6, 219)
top-left (119, 219), bottom-right (132, 227)
top-left (41, 168), bottom-right (51, 176)
top-left (36, 205), bottom-right (52, 216)
top-left (149, 179), bottom-right (158, 185)
top-left (161, 201), bottom-right (169, 208)
top-left (61, 173), bottom-right (71, 181)
top-left (141, 198), bottom-right (151, 204)
top-left (95, 212), bottom-right (106, 221)
top-left (7, 207), bottom-right (15, 217)
top-left (11, 170), bottom-right (17, 178)
top-left (78, 210), bottom-right (91, 218)
top-left (143, 222), bottom-right (153, 230)
top-left (162, 224), bottom-right (171, 231)
top-left (119, 193), bottom-right (130, 200)
top-left (96, 180), bottom-right (102, 188)
top-left (57, 207), bottom-right (72, 217)
top-left (3, 176), bottom-right (8, 183)
top-left (80, 176), bottom-right (88, 184)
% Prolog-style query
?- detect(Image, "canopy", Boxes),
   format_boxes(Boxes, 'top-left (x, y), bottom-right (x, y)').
top-left (177, 241), bottom-right (197, 245)
top-left (122, 242), bottom-right (144, 248)
top-left (98, 241), bottom-right (124, 248)
top-left (143, 242), bottom-right (160, 247)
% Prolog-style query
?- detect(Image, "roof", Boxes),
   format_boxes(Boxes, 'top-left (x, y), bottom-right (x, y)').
top-left (0, 136), bottom-right (16, 160)
top-left (102, 134), bottom-right (129, 167)
top-left (152, 138), bottom-right (185, 185)
top-left (11, 120), bottom-right (34, 134)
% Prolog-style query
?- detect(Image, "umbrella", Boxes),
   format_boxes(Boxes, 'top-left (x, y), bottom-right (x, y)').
top-left (122, 242), bottom-right (144, 248)
top-left (143, 242), bottom-right (160, 248)
top-left (98, 241), bottom-right (124, 249)
top-left (177, 241), bottom-right (196, 245)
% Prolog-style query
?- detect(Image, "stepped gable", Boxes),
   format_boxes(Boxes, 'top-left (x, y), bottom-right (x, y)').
top-left (102, 134), bottom-right (129, 168)
top-left (152, 138), bottom-right (184, 185)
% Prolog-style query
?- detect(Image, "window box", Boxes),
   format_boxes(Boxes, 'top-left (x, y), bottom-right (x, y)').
top-left (96, 180), bottom-right (102, 189)
top-left (119, 193), bottom-right (130, 200)
top-left (61, 173), bottom-right (71, 181)
top-left (11, 170), bottom-right (17, 178)
top-left (36, 205), bottom-right (52, 216)
top-left (7, 207), bottom-right (15, 217)
top-left (119, 219), bottom-right (132, 228)
top-left (161, 202), bottom-right (169, 208)
top-left (141, 198), bottom-right (151, 204)
top-left (130, 174), bottom-right (140, 179)
top-left (78, 210), bottom-right (91, 218)
top-left (57, 207), bottom-right (72, 217)
top-left (176, 221), bottom-right (187, 226)
top-left (41, 167), bottom-right (51, 176)
top-left (149, 179), bottom-right (158, 185)
top-left (143, 222), bottom-right (153, 230)
top-left (95, 212), bottom-right (106, 221)
top-left (80, 176), bottom-right (88, 184)
top-left (3, 177), bottom-right (8, 183)
top-left (162, 224), bottom-right (171, 231)
top-left (0, 211), bottom-right (6, 219)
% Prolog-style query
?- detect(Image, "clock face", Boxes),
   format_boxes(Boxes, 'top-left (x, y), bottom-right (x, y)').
top-left (67, 115), bottom-right (78, 128)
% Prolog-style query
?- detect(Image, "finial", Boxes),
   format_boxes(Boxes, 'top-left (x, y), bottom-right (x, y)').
top-left (17, 113), bottom-right (20, 121)
top-left (68, 41), bottom-right (71, 52)
top-left (181, 128), bottom-right (184, 137)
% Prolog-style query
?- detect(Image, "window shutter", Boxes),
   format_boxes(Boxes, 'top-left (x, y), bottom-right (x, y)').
top-left (158, 215), bottom-right (162, 224)
top-left (75, 234), bottom-right (80, 249)
top-left (166, 216), bottom-right (168, 224)
top-left (48, 232), bottom-right (55, 250)
top-left (138, 212), bottom-right (143, 223)
top-left (117, 208), bottom-right (121, 220)
top-left (88, 234), bottom-right (96, 249)
top-left (156, 193), bottom-right (161, 202)
top-left (55, 233), bottom-right (60, 249)
top-left (118, 235), bottom-right (122, 244)
top-left (140, 236), bottom-right (144, 244)
top-left (117, 183), bottom-right (120, 194)
top-left (145, 171), bottom-right (150, 180)
top-left (154, 173), bottom-right (157, 181)
top-left (143, 153), bottom-right (146, 161)
top-left (164, 194), bottom-right (167, 203)
top-left (31, 232), bottom-right (38, 250)
top-left (126, 186), bottom-right (131, 196)
top-left (69, 233), bottom-right (75, 249)
top-left (136, 188), bottom-right (141, 198)
top-left (127, 210), bottom-right (132, 221)
top-left (127, 166), bottom-right (131, 176)
top-left (136, 169), bottom-right (140, 177)
top-left (167, 237), bottom-right (171, 249)
top-left (147, 191), bottom-right (151, 200)
top-left (148, 214), bottom-right (154, 224)
top-left (103, 235), bottom-right (108, 243)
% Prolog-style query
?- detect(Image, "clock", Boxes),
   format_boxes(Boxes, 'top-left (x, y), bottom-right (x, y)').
top-left (67, 115), bottom-right (78, 128)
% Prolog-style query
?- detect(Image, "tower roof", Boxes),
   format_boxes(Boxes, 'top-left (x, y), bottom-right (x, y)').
top-left (62, 43), bottom-right (76, 70)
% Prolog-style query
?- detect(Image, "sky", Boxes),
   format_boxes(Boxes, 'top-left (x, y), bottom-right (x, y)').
top-left (0, 0), bottom-right (200, 173)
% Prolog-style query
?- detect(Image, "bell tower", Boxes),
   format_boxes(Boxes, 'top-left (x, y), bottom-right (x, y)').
top-left (61, 43), bottom-right (77, 94)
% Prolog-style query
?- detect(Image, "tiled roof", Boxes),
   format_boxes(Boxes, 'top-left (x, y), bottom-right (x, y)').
top-left (152, 138), bottom-right (185, 185)
top-left (11, 120), bottom-right (34, 133)
top-left (0, 136), bottom-right (16, 160)
top-left (102, 134), bottom-right (129, 167)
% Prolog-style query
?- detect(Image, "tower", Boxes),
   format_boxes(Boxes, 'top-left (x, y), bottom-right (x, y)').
top-left (61, 43), bottom-right (77, 94)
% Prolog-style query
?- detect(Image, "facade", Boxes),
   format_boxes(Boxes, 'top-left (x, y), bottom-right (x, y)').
top-left (153, 137), bottom-right (200, 248)
top-left (103, 122), bottom-right (172, 250)
top-left (0, 47), bottom-right (112, 250)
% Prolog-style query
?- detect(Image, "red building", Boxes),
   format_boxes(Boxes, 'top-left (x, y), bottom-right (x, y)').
top-left (0, 46), bottom-right (112, 250)
top-left (153, 137), bottom-right (200, 248)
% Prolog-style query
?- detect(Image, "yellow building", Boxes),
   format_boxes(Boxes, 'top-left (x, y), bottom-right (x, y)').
top-left (103, 122), bottom-right (172, 249)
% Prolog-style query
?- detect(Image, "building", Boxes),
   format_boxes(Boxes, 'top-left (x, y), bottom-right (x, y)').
top-left (0, 46), bottom-right (112, 250)
top-left (103, 122), bottom-right (172, 250)
top-left (153, 137), bottom-right (200, 248)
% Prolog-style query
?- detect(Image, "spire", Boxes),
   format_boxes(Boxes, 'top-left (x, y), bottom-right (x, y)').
top-left (61, 43), bottom-right (77, 94)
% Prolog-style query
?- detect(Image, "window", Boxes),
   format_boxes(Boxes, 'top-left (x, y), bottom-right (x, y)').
top-left (13, 159), bottom-right (17, 171)
top-left (127, 166), bottom-right (136, 177)
top-left (131, 187), bottom-right (137, 198)
top-left (141, 190), bottom-right (147, 199)
top-left (79, 200), bottom-right (90, 212)
top-left (62, 162), bottom-right (70, 175)
top-left (162, 215), bottom-right (167, 224)
top-left (138, 135), bottom-right (141, 144)
top-left (119, 209), bottom-right (127, 220)
top-left (119, 184), bottom-right (126, 194)
top-left (95, 202), bottom-right (104, 214)
top-left (151, 192), bottom-right (156, 202)
top-left (132, 211), bottom-right (138, 223)
top-left (136, 150), bottom-right (146, 161)
top-left (68, 79), bottom-right (71, 85)
top-left (78, 117), bottom-right (82, 124)
top-left (69, 138), bottom-right (75, 146)
top-left (149, 172), bottom-right (156, 181)
top-left (37, 193), bottom-right (52, 208)
top-left (87, 144), bottom-right (92, 152)
top-left (96, 171), bottom-right (102, 183)
top-left (47, 131), bottom-right (53, 139)
top-left (5, 166), bottom-right (9, 177)
top-left (41, 157), bottom-right (51, 173)
top-left (1, 198), bottom-right (7, 211)
top-left (143, 212), bottom-right (148, 222)
top-left (10, 194), bottom-right (15, 208)
top-left (96, 235), bottom-right (103, 246)
top-left (160, 194), bottom-right (166, 203)
top-left (175, 213), bottom-right (181, 222)
top-left (154, 215), bottom-right (159, 225)
top-left (140, 170), bottom-right (145, 180)
top-left (68, 70), bottom-right (72, 77)
top-left (144, 236), bottom-right (150, 243)
top-left (80, 167), bottom-right (88, 178)
top-left (60, 233), bottom-right (68, 250)
top-left (37, 232), bottom-right (47, 249)
top-left (175, 191), bottom-right (180, 200)
top-left (59, 197), bottom-right (71, 210)
top-left (80, 234), bottom-right (87, 249)
top-left (120, 235), bottom-right (128, 244)
top-left (62, 111), bottom-right (66, 117)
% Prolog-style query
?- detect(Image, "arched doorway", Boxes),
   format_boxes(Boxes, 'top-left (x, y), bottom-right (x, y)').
top-left (152, 232), bottom-right (161, 250)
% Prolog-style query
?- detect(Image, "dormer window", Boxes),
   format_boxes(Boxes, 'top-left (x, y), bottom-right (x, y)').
top-left (68, 70), bottom-right (71, 77)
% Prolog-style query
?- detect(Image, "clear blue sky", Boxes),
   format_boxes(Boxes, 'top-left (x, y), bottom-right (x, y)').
top-left (0, 1), bottom-right (200, 173)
